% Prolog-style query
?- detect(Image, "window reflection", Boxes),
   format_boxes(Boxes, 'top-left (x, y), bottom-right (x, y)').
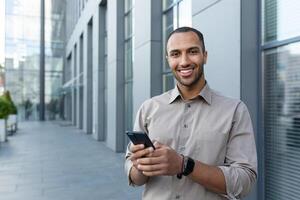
top-left (4, 0), bottom-right (65, 121)
top-left (263, 0), bottom-right (300, 43)
top-left (124, 0), bottom-right (134, 135)
top-left (5, 0), bottom-right (41, 121)
top-left (264, 42), bottom-right (300, 199)
top-left (44, 0), bottom-right (65, 120)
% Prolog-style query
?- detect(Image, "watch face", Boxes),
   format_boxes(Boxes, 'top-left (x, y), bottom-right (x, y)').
top-left (183, 157), bottom-right (195, 176)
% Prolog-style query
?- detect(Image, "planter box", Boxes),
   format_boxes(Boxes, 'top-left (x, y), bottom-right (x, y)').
top-left (0, 119), bottom-right (7, 142)
top-left (7, 114), bottom-right (17, 135)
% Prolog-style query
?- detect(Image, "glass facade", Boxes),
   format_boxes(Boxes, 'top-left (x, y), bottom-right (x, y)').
top-left (162, 0), bottom-right (191, 92)
top-left (124, 0), bottom-right (134, 133)
top-left (262, 0), bottom-right (300, 199)
top-left (4, 0), bottom-right (65, 121)
top-left (5, 0), bottom-right (41, 120)
top-left (44, 0), bottom-right (65, 120)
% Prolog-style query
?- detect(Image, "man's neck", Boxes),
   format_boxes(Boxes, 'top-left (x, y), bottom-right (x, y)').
top-left (177, 79), bottom-right (206, 101)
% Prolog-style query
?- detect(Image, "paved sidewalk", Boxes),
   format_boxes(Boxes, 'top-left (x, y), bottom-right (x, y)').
top-left (0, 121), bottom-right (143, 200)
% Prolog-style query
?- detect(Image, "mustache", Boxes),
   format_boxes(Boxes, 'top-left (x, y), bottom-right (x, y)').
top-left (177, 64), bottom-right (196, 71)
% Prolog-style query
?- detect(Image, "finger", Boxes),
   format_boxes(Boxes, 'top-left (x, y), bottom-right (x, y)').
top-left (137, 156), bottom-right (163, 165)
top-left (130, 143), bottom-right (145, 153)
top-left (130, 147), bottom-right (154, 160)
top-left (153, 141), bottom-right (163, 149)
top-left (146, 147), bottom-right (168, 157)
top-left (137, 163), bottom-right (166, 172)
top-left (142, 170), bottom-right (166, 177)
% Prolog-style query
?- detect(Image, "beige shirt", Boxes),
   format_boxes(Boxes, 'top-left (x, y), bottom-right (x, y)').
top-left (125, 84), bottom-right (257, 200)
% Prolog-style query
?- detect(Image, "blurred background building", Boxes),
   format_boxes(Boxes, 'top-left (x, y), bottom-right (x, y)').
top-left (3, 0), bottom-right (65, 121)
top-left (1, 0), bottom-right (300, 199)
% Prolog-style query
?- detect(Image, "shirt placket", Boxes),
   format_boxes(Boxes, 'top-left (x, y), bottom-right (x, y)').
top-left (178, 101), bottom-right (193, 154)
top-left (172, 101), bottom-right (193, 200)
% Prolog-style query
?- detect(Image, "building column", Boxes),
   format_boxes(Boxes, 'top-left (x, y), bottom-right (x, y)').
top-left (241, 0), bottom-right (259, 199)
top-left (106, 0), bottom-right (125, 152)
top-left (93, 1), bottom-right (107, 141)
top-left (133, 0), bottom-right (162, 122)
top-left (39, 0), bottom-right (45, 121)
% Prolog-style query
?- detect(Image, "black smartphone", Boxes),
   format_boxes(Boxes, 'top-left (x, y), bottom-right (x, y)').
top-left (126, 131), bottom-right (155, 150)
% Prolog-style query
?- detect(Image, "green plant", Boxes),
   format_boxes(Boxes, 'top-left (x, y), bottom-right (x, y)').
top-left (2, 91), bottom-right (17, 115)
top-left (0, 96), bottom-right (11, 119)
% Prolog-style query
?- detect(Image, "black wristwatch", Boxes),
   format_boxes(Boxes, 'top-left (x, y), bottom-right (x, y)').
top-left (177, 156), bottom-right (195, 179)
top-left (182, 156), bottom-right (195, 176)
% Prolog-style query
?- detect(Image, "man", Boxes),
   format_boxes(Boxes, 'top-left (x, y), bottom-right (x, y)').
top-left (125, 27), bottom-right (257, 200)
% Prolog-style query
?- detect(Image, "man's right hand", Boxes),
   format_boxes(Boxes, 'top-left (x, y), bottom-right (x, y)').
top-left (129, 143), bottom-right (154, 170)
top-left (128, 143), bottom-right (154, 186)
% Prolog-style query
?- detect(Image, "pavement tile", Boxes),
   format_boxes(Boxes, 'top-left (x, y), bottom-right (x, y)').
top-left (0, 121), bottom-right (143, 199)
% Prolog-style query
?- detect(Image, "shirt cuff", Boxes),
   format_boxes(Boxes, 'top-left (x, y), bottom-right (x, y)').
top-left (218, 166), bottom-right (242, 200)
top-left (125, 155), bottom-right (137, 186)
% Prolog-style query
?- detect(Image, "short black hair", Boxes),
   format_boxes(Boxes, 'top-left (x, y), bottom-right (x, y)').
top-left (166, 26), bottom-right (206, 53)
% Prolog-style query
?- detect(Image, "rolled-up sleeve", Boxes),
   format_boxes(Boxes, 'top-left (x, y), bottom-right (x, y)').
top-left (218, 102), bottom-right (257, 199)
top-left (125, 143), bottom-right (135, 186)
top-left (124, 103), bottom-right (148, 186)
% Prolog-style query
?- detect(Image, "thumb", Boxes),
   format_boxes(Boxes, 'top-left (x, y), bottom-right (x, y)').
top-left (153, 140), bottom-right (163, 149)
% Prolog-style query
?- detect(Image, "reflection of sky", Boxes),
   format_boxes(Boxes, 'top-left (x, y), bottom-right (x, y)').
top-left (278, 0), bottom-right (300, 41)
top-left (0, 0), bottom-right (5, 65)
top-left (5, 0), bottom-right (41, 69)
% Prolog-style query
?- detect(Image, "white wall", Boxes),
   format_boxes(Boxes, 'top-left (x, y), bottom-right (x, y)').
top-left (133, 0), bottom-right (152, 121)
top-left (192, 0), bottom-right (241, 99)
top-left (106, 0), bottom-right (120, 151)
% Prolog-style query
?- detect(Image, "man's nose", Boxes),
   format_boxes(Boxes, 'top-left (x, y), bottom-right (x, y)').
top-left (179, 53), bottom-right (191, 67)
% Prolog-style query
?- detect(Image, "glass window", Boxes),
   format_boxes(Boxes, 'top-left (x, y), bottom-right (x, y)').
top-left (262, 0), bottom-right (300, 43)
top-left (262, 1), bottom-right (300, 199)
top-left (125, 40), bottom-right (133, 80)
top-left (4, 0), bottom-right (41, 121)
top-left (264, 42), bottom-right (300, 200)
top-left (125, 11), bottom-right (132, 39)
top-left (124, 0), bottom-right (134, 134)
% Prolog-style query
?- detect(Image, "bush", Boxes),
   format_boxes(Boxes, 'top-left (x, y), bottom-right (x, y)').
top-left (2, 91), bottom-right (17, 115)
top-left (0, 96), bottom-right (11, 119)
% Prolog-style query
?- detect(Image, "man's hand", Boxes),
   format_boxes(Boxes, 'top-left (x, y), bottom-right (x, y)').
top-left (136, 141), bottom-right (183, 177)
top-left (128, 143), bottom-right (154, 186)
top-left (129, 143), bottom-right (154, 169)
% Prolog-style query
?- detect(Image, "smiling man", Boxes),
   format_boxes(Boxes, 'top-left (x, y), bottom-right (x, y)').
top-left (125, 27), bottom-right (257, 200)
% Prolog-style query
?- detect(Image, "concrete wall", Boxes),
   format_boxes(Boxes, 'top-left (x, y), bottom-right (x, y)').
top-left (106, 0), bottom-right (125, 152)
top-left (65, 0), bottom-right (102, 135)
top-left (133, 0), bottom-right (162, 121)
top-left (192, 0), bottom-right (241, 99)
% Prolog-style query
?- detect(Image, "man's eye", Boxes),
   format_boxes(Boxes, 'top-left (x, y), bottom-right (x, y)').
top-left (170, 52), bottom-right (179, 57)
top-left (189, 49), bottom-right (199, 54)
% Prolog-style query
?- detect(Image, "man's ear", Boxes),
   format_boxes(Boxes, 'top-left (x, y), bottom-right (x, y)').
top-left (203, 51), bottom-right (208, 64)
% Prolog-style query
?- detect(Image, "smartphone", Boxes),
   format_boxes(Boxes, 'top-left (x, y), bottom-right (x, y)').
top-left (126, 131), bottom-right (155, 150)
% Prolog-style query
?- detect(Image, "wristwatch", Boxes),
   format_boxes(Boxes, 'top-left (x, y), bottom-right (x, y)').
top-left (182, 156), bottom-right (195, 176)
top-left (177, 155), bottom-right (195, 179)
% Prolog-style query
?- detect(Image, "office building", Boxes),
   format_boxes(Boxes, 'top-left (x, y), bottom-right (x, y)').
top-left (3, 0), bottom-right (300, 199)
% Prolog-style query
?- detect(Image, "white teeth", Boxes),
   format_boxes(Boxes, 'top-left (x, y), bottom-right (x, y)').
top-left (178, 67), bottom-right (194, 72)
top-left (179, 68), bottom-right (193, 76)
top-left (181, 69), bottom-right (191, 73)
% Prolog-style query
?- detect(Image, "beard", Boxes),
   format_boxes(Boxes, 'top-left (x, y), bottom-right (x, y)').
top-left (173, 63), bottom-right (204, 88)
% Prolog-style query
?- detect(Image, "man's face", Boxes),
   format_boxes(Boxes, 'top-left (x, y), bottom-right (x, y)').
top-left (166, 31), bottom-right (207, 88)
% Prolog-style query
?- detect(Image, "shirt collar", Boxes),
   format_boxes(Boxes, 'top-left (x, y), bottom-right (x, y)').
top-left (168, 82), bottom-right (212, 105)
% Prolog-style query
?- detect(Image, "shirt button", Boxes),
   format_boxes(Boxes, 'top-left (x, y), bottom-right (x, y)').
top-left (175, 195), bottom-right (181, 199)
top-left (187, 104), bottom-right (191, 108)
top-left (184, 124), bottom-right (188, 128)
top-left (180, 146), bottom-right (185, 151)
